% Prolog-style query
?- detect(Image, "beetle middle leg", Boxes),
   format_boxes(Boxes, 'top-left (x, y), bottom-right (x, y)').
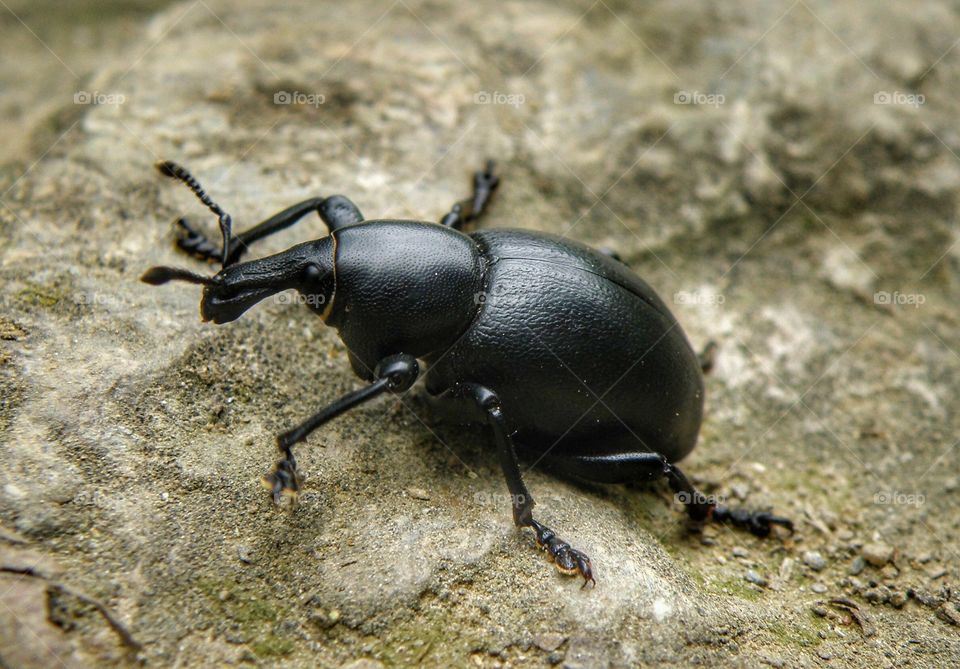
top-left (447, 383), bottom-right (594, 586)
top-left (440, 160), bottom-right (500, 229)
top-left (263, 353), bottom-right (418, 505)
top-left (539, 451), bottom-right (793, 538)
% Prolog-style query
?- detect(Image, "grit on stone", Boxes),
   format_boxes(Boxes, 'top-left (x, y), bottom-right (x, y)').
top-left (1, 0), bottom-right (960, 667)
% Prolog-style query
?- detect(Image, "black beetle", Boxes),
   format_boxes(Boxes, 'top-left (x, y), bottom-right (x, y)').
top-left (143, 160), bottom-right (792, 585)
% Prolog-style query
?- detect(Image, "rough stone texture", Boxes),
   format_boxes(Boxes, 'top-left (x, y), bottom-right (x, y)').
top-left (2, 0), bottom-right (960, 666)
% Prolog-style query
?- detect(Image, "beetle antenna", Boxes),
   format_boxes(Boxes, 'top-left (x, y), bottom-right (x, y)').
top-left (140, 265), bottom-right (220, 286)
top-left (156, 160), bottom-right (233, 269)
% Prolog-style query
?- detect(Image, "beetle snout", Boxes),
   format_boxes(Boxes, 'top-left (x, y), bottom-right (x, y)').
top-left (201, 281), bottom-right (279, 324)
top-left (199, 238), bottom-right (335, 324)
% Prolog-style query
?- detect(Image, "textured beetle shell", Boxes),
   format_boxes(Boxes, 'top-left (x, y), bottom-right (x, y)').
top-left (424, 229), bottom-right (704, 463)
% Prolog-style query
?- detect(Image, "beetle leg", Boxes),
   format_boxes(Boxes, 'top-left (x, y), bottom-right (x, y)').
top-left (597, 248), bottom-right (624, 263)
top-left (174, 196), bottom-right (364, 266)
top-left (538, 451), bottom-right (793, 538)
top-left (263, 353), bottom-right (419, 506)
top-left (461, 384), bottom-right (595, 587)
top-left (440, 160), bottom-right (499, 229)
top-left (698, 340), bottom-right (719, 375)
top-left (709, 506), bottom-right (794, 537)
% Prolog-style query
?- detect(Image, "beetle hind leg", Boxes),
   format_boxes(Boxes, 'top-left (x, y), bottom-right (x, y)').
top-left (449, 383), bottom-right (594, 586)
top-left (539, 451), bottom-right (793, 538)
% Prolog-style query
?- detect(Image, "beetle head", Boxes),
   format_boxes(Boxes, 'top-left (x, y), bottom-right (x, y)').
top-left (143, 237), bottom-right (335, 324)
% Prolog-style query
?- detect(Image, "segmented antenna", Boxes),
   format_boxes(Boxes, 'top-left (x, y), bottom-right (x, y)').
top-left (156, 160), bottom-right (233, 268)
top-left (140, 265), bottom-right (221, 286)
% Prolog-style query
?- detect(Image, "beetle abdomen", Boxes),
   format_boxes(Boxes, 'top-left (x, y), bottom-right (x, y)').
top-left (425, 229), bottom-right (704, 462)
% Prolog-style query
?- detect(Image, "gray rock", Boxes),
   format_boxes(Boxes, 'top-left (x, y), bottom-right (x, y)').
top-left (2, 0), bottom-right (960, 667)
top-left (802, 551), bottom-right (827, 571)
top-left (862, 543), bottom-right (895, 568)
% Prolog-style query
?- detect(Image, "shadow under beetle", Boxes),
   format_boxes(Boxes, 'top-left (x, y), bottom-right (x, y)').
top-left (143, 159), bottom-right (792, 586)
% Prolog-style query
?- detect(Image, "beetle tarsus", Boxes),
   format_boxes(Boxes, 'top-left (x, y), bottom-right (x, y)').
top-left (263, 452), bottom-right (301, 507)
top-left (710, 506), bottom-right (794, 537)
top-left (440, 160), bottom-right (500, 229)
top-left (175, 217), bottom-right (235, 263)
top-left (698, 340), bottom-right (719, 374)
top-left (529, 519), bottom-right (595, 587)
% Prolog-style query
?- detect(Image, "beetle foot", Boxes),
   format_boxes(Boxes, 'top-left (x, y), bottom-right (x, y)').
top-left (262, 456), bottom-right (301, 508)
top-left (474, 160), bottom-right (500, 193)
top-left (529, 520), bottom-right (595, 587)
top-left (710, 505), bottom-right (794, 538)
top-left (174, 217), bottom-right (221, 262)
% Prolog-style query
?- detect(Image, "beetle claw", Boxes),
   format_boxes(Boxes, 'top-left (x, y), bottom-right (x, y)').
top-left (529, 520), bottom-right (595, 587)
top-left (711, 505), bottom-right (793, 538)
top-left (263, 457), bottom-right (301, 509)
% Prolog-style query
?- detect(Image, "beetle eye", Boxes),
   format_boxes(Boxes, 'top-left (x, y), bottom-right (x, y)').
top-left (304, 263), bottom-right (322, 281)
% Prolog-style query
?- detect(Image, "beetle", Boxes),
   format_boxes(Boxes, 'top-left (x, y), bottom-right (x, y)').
top-left (142, 159), bottom-right (792, 586)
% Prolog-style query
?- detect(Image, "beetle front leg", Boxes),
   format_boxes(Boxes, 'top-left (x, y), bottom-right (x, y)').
top-left (263, 354), bottom-right (419, 505)
top-left (158, 160), bottom-right (364, 266)
top-left (461, 384), bottom-right (594, 586)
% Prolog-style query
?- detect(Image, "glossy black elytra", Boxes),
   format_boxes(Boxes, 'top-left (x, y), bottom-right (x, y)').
top-left (142, 160), bottom-right (792, 585)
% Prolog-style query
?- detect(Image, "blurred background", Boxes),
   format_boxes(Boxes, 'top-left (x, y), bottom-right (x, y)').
top-left (1, 1), bottom-right (959, 667)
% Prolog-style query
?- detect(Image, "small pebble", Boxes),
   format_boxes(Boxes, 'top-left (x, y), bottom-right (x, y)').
top-left (534, 633), bottom-right (565, 652)
top-left (731, 483), bottom-right (749, 500)
top-left (862, 542), bottom-right (894, 567)
top-left (812, 583), bottom-right (828, 594)
top-left (849, 556), bottom-right (865, 575)
top-left (890, 592), bottom-right (907, 608)
top-left (812, 606), bottom-right (829, 617)
top-left (803, 551), bottom-right (827, 571)
top-left (407, 487), bottom-right (430, 501)
top-left (732, 546), bottom-right (749, 558)
top-left (745, 570), bottom-right (767, 586)
top-left (237, 545), bottom-right (254, 564)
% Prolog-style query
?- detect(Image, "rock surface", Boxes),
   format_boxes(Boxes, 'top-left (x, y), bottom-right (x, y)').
top-left (2, 0), bottom-right (960, 666)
